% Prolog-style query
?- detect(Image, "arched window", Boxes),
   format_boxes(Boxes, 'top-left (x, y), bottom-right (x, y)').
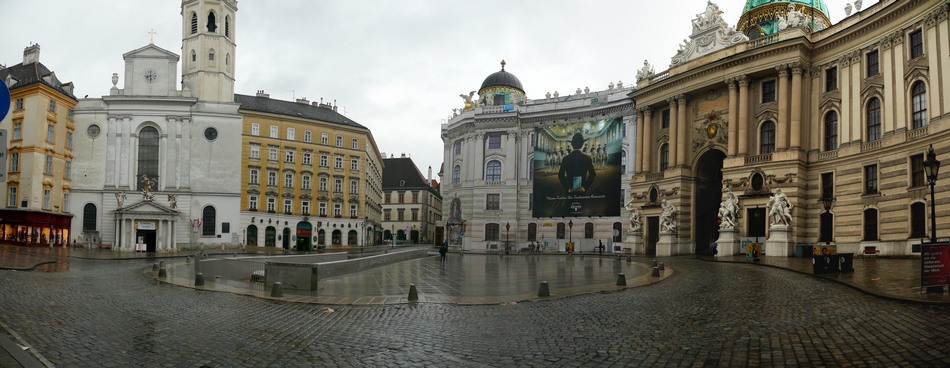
top-left (659, 143), bottom-right (669, 171)
top-left (202, 206), bottom-right (216, 236)
top-left (527, 223), bottom-right (537, 241)
top-left (191, 12), bottom-right (198, 34)
top-left (246, 225), bottom-right (258, 246)
top-left (206, 11), bottom-right (217, 32)
top-left (866, 97), bottom-right (882, 141)
top-left (612, 222), bottom-right (622, 242)
top-left (584, 222), bottom-right (594, 238)
top-left (863, 208), bottom-right (878, 241)
top-left (225, 15), bottom-right (231, 37)
top-left (824, 111), bottom-right (838, 151)
top-left (485, 160), bottom-right (501, 181)
top-left (452, 165), bottom-right (461, 184)
top-left (485, 223), bottom-right (500, 241)
top-left (137, 127), bottom-right (159, 191)
top-left (209, 49), bottom-right (215, 61)
top-left (910, 202), bottom-right (926, 239)
top-left (759, 120), bottom-right (775, 154)
top-left (82, 203), bottom-right (97, 231)
top-left (911, 81), bottom-right (928, 129)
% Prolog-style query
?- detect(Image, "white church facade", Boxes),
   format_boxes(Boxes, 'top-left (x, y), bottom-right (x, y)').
top-left (69, 0), bottom-right (242, 252)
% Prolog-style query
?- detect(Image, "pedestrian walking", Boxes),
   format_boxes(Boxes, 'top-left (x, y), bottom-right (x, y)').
top-left (439, 240), bottom-right (448, 264)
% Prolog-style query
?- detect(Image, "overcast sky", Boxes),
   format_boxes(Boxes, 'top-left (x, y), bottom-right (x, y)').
top-left (1, 0), bottom-right (866, 180)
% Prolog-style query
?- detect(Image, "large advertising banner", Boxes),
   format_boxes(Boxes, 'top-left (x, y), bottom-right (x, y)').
top-left (532, 118), bottom-right (623, 217)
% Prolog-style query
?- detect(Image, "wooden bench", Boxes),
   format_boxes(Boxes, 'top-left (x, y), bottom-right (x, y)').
top-left (862, 246), bottom-right (880, 256)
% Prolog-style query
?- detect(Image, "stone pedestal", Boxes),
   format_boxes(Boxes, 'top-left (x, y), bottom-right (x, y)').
top-left (625, 231), bottom-right (644, 255)
top-left (766, 225), bottom-right (793, 257)
top-left (716, 229), bottom-right (740, 257)
top-left (657, 232), bottom-right (676, 257)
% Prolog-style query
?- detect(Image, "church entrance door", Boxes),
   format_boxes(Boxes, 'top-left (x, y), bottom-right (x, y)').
top-left (647, 216), bottom-right (659, 256)
top-left (694, 149), bottom-right (726, 255)
top-left (137, 230), bottom-right (157, 252)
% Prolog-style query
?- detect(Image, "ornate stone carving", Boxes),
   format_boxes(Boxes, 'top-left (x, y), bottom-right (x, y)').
top-left (767, 188), bottom-right (793, 226)
top-left (659, 199), bottom-right (677, 232)
top-left (718, 188), bottom-right (740, 230)
top-left (671, 1), bottom-right (749, 67)
top-left (636, 60), bottom-right (655, 82)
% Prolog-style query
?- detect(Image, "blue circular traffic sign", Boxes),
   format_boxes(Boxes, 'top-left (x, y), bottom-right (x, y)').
top-left (0, 81), bottom-right (10, 122)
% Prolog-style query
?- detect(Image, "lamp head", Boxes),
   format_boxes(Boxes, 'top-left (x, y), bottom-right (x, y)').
top-left (924, 144), bottom-right (940, 183)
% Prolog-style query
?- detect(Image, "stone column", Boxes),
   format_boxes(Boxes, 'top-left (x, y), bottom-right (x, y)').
top-left (676, 94), bottom-right (688, 167)
top-left (667, 97), bottom-right (678, 168)
top-left (642, 108), bottom-right (653, 172)
top-left (636, 110), bottom-right (644, 174)
top-left (726, 78), bottom-right (738, 156)
top-left (776, 65), bottom-right (789, 151)
top-left (505, 130), bottom-right (517, 179)
top-left (790, 64), bottom-right (803, 150)
top-left (474, 134), bottom-right (484, 181)
top-left (738, 77), bottom-right (749, 156)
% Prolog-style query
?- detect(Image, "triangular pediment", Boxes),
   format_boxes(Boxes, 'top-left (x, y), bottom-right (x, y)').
top-left (123, 44), bottom-right (180, 61)
top-left (116, 200), bottom-right (180, 215)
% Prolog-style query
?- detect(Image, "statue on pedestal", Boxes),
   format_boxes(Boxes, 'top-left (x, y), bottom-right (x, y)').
top-left (624, 199), bottom-right (642, 232)
top-left (767, 188), bottom-right (793, 226)
top-left (717, 188), bottom-right (740, 230)
top-left (659, 199), bottom-right (677, 232)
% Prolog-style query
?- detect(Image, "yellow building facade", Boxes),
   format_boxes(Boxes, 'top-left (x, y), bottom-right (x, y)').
top-left (237, 92), bottom-right (383, 250)
top-left (630, 0), bottom-right (949, 257)
top-left (0, 45), bottom-right (76, 246)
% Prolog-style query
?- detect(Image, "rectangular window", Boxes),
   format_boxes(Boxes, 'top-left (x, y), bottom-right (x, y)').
top-left (486, 224), bottom-right (500, 241)
top-left (66, 131), bottom-right (73, 149)
top-left (350, 179), bottom-right (358, 194)
top-left (266, 197), bottom-right (276, 212)
top-left (821, 172), bottom-right (834, 199)
top-left (302, 201), bottom-right (310, 215)
top-left (249, 195), bottom-right (258, 210)
top-left (336, 135), bottom-right (343, 147)
top-left (320, 154), bottom-right (328, 167)
top-left (45, 155), bottom-right (53, 175)
top-left (249, 169), bottom-right (259, 184)
top-left (334, 178), bottom-right (342, 192)
top-left (866, 50), bottom-right (879, 77)
top-left (65, 161), bottom-right (71, 179)
top-left (62, 192), bottom-right (69, 213)
top-left (319, 202), bottom-right (327, 216)
top-left (384, 209), bottom-right (391, 221)
top-left (397, 209), bottom-right (405, 221)
top-left (267, 171), bottom-right (277, 186)
top-left (319, 177), bottom-right (327, 191)
top-left (283, 199), bottom-right (293, 214)
top-left (761, 80), bottom-right (776, 103)
top-left (398, 191), bottom-right (405, 204)
top-left (909, 29), bottom-right (923, 59)
top-left (486, 193), bottom-right (500, 210)
top-left (10, 152), bottom-right (19, 172)
top-left (350, 204), bottom-right (358, 218)
top-left (351, 138), bottom-right (358, 149)
top-left (270, 126), bottom-right (278, 138)
top-left (250, 145), bottom-right (260, 159)
top-left (284, 172), bottom-right (294, 188)
top-left (49, 100), bottom-right (56, 112)
top-left (333, 203), bottom-right (342, 217)
top-left (350, 158), bottom-right (359, 171)
top-left (251, 123), bottom-right (260, 136)
top-left (321, 133), bottom-right (329, 145)
top-left (454, 141), bottom-right (461, 155)
top-left (302, 175), bottom-right (311, 190)
top-left (12, 123), bottom-right (21, 140)
top-left (268, 147), bottom-right (278, 161)
top-left (334, 155), bottom-right (343, 169)
top-left (286, 128), bottom-right (295, 141)
top-left (487, 133), bottom-right (501, 149)
top-left (661, 109), bottom-right (670, 129)
top-left (584, 223), bottom-right (593, 239)
top-left (303, 152), bottom-right (312, 165)
top-left (910, 154), bottom-right (925, 188)
top-left (864, 165), bottom-right (878, 195)
top-left (14, 98), bottom-right (23, 110)
top-left (43, 189), bottom-right (51, 210)
top-left (304, 130), bottom-right (312, 142)
top-left (46, 124), bottom-right (55, 142)
top-left (412, 191), bottom-right (419, 203)
top-left (284, 150), bottom-right (294, 163)
top-left (411, 208), bottom-right (419, 221)
top-left (6, 187), bottom-right (15, 207)
top-left (825, 66), bottom-right (837, 92)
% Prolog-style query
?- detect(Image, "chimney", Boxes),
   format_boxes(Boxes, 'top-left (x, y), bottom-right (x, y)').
top-left (296, 97), bottom-right (309, 104)
top-left (23, 44), bottom-right (40, 65)
top-left (256, 90), bottom-right (270, 98)
top-left (428, 166), bottom-right (432, 183)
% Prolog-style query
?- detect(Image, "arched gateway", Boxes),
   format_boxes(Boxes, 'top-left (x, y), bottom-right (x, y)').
top-left (693, 149), bottom-right (725, 254)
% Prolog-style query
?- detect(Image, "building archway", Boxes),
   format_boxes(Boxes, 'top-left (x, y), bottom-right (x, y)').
top-left (282, 227), bottom-right (291, 250)
top-left (296, 222), bottom-right (312, 251)
top-left (694, 149), bottom-right (726, 254)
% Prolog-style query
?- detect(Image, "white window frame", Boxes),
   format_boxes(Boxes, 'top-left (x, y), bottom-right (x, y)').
top-left (286, 128), bottom-right (295, 141)
top-left (251, 123), bottom-right (260, 136)
top-left (269, 125), bottom-right (278, 138)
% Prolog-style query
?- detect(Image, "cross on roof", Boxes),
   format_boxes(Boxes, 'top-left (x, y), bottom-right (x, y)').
top-left (148, 28), bottom-right (157, 44)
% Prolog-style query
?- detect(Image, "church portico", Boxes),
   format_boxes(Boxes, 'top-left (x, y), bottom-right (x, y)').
top-left (114, 201), bottom-right (181, 252)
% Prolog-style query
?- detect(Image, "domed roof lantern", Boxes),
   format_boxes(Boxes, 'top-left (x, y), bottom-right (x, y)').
top-left (479, 59), bottom-right (524, 94)
top-left (737, 0), bottom-right (832, 39)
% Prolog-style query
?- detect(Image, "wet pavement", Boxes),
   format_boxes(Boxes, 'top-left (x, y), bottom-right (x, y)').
top-left (0, 244), bottom-right (948, 367)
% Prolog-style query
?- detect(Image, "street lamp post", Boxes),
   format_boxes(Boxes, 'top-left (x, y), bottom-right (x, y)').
top-left (505, 222), bottom-right (510, 255)
top-left (568, 219), bottom-right (573, 254)
top-left (391, 225), bottom-right (395, 248)
top-left (820, 195), bottom-right (836, 247)
top-left (924, 144), bottom-right (941, 243)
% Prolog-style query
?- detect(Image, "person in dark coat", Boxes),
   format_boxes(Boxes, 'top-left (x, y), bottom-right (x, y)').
top-left (440, 240), bottom-right (448, 263)
top-left (558, 133), bottom-right (596, 193)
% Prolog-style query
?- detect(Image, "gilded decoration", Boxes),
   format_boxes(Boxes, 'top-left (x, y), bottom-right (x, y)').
top-left (693, 110), bottom-right (727, 152)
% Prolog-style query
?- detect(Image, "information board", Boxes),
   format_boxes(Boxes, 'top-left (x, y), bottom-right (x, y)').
top-left (921, 242), bottom-right (949, 288)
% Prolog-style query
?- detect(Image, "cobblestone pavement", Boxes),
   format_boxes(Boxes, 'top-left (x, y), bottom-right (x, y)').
top-left (1, 257), bottom-right (949, 367)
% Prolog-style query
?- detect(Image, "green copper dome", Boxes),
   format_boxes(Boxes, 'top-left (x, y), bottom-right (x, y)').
top-left (738, 0), bottom-right (831, 39)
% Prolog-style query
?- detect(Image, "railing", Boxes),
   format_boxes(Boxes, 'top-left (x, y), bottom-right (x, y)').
top-left (744, 153), bottom-right (773, 165)
top-left (818, 150), bottom-right (838, 161)
top-left (748, 34), bottom-right (780, 49)
top-left (906, 126), bottom-right (929, 141)
top-left (646, 172), bottom-right (664, 182)
top-left (861, 140), bottom-right (883, 152)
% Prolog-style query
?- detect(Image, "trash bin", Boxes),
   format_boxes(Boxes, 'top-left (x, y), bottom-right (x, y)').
top-left (838, 253), bottom-right (854, 273)
top-left (565, 242), bottom-right (575, 253)
top-left (795, 244), bottom-right (813, 258)
top-left (812, 254), bottom-right (839, 274)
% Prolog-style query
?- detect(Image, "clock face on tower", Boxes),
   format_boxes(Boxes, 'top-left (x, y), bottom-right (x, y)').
top-left (144, 69), bottom-right (158, 84)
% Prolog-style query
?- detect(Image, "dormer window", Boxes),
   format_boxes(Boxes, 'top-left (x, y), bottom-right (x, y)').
top-left (191, 12), bottom-right (198, 34)
top-left (207, 11), bottom-right (217, 33)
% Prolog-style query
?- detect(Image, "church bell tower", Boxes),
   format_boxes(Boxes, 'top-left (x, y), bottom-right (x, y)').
top-left (181, 0), bottom-right (237, 103)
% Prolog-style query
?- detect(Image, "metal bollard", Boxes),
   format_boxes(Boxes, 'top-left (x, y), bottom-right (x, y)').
top-left (659, 262), bottom-right (665, 271)
top-left (616, 273), bottom-right (627, 286)
top-left (157, 266), bottom-right (167, 278)
top-left (152, 263), bottom-right (159, 271)
top-left (408, 284), bottom-right (419, 301)
top-left (159, 261), bottom-right (165, 269)
top-left (652, 267), bottom-right (660, 277)
top-left (538, 281), bottom-right (550, 297)
top-left (195, 272), bottom-right (205, 286)
top-left (652, 259), bottom-right (658, 268)
top-left (271, 282), bottom-right (284, 297)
